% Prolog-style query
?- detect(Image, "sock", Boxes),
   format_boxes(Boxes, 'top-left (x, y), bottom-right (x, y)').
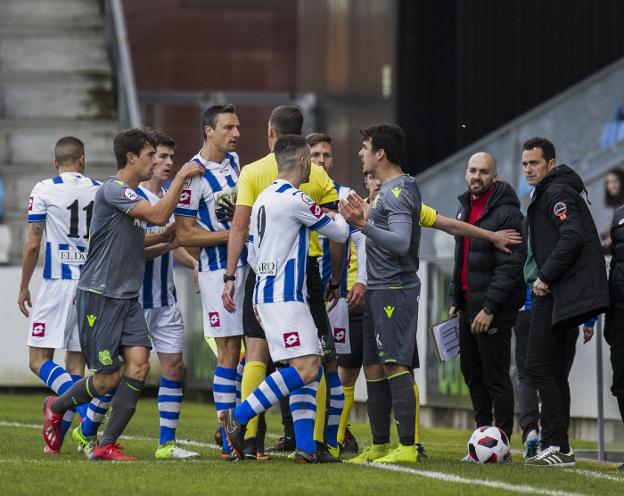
top-left (158, 376), bottom-right (183, 445)
top-left (234, 367), bottom-right (305, 425)
top-left (414, 383), bottom-right (422, 445)
top-left (100, 376), bottom-right (144, 446)
top-left (388, 371), bottom-right (416, 446)
top-left (313, 371), bottom-right (327, 443)
top-left (61, 410), bottom-right (75, 440)
top-left (366, 378), bottom-right (392, 444)
top-left (290, 368), bottom-right (321, 453)
top-left (51, 376), bottom-right (96, 415)
top-left (280, 395), bottom-right (295, 439)
top-left (326, 371), bottom-right (344, 449)
top-left (38, 360), bottom-right (73, 395)
top-left (70, 375), bottom-right (89, 420)
top-left (235, 356), bottom-right (246, 406)
top-left (214, 366), bottom-right (236, 454)
top-left (337, 385), bottom-right (355, 445)
top-left (241, 360), bottom-right (267, 440)
top-left (81, 389), bottom-right (115, 438)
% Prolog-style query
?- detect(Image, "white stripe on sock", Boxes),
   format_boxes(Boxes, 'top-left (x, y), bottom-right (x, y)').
top-left (213, 376), bottom-right (236, 386)
top-left (160, 418), bottom-right (178, 428)
top-left (292, 410), bottom-right (316, 421)
top-left (158, 401), bottom-right (182, 413)
top-left (159, 387), bottom-right (182, 396)
top-left (247, 394), bottom-right (264, 414)
top-left (258, 382), bottom-right (279, 405)
top-left (290, 393), bottom-right (315, 404)
top-left (49, 372), bottom-right (72, 394)
top-left (272, 372), bottom-right (291, 396)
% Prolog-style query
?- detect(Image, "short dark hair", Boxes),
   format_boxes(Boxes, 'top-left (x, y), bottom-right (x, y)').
top-left (306, 132), bottom-right (332, 148)
top-left (270, 105), bottom-right (303, 137)
top-left (200, 104), bottom-right (236, 140)
top-left (274, 134), bottom-right (308, 171)
top-left (523, 137), bottom-right (556, 163)
top-left (54, 136), bottom-right (85, 166)
top-left (113, 128), bottom-right (156, 169)
top-left (149, 130), bottom-right (176, 149)
top-left (360, 123), bottom-right (405, 165)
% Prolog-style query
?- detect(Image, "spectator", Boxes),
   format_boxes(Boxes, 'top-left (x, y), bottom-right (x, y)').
top-left (601, 168), bottom-right (624, 250)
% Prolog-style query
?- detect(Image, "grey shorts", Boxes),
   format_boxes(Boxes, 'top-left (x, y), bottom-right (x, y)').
top-left (363, 285), bottom-right (420, 368)
top-left (76, 289), bottom-right (151, 373)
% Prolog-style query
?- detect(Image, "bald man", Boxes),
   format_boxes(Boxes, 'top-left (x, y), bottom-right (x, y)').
top-left (449, 152), bottom-right (526, 460)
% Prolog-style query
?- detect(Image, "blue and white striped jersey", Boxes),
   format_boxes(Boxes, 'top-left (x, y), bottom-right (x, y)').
top-left (174, 151), bottom-right (247, 272)
top-left (251, 179), bottom-right (350, 305)
top-left (136, 185), bottom-right (176, 309)
top-left (318, 182), bottom-right (358, 298)
top-left (27, 172), bottom-right (100, 280)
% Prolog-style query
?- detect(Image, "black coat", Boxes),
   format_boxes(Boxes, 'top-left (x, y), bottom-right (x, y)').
top-left (607, 205), bottom-right (624, 310)
top-left (527, 164), bottom-right (609, 327)
top-left (451, 181), bottom-right (527, 321)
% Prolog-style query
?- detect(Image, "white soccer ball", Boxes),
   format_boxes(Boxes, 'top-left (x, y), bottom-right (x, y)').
top-left (467, 426), bottom-right (510, 463)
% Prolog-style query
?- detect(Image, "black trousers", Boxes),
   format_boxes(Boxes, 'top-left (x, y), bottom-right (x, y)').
top-left (525, 294), bottom-right (578, 451)
top-left (604, 306), bottom-right (624, 423)
top-left (459, 312), bottom-right (514, 439)
top-left (515, 309), bottom-right (578, 442)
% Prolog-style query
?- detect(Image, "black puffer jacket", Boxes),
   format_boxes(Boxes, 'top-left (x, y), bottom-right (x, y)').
top-left (607, 205), bottom-right (624, 310)
top-left (451, 181), bottom-right (527, 321)
top-left (527, 164), bottom-right (608, 327)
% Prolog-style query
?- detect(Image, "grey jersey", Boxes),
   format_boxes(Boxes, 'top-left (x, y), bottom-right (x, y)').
top-left (78, 177), bottom-right (145, 299)
top-left (366, 174), bottom-right (422, 290)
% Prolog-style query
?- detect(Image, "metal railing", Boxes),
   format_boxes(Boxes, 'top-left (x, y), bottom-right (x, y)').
top-left (102, 0), bottom-right (141, 128)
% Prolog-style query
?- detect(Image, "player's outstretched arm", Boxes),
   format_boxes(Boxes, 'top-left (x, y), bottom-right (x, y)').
top-left (432, 214), bottom-right (522, 254)
top-left (131, 162), bottom-right (203, 225)
top-left (18, 222), bottom-right (44, 317)
top-left (175, 215), bottom-right (229, 248)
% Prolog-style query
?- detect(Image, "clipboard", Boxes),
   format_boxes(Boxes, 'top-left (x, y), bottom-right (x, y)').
top-left (430, 316), bottom-right (460, 362)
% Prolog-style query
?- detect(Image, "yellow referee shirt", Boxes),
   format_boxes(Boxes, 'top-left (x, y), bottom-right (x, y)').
top-left (236, 152), bottom-right (338, 257)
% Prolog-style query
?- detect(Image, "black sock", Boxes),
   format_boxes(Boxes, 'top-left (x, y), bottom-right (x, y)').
top-left (51, 376), bottom-right (96, 415)
top-left (100, 376), bottom-right (144, 446)
top-left (388, 371), bottom-right (416, 446)
top-left (280, 396), bottom-right (295, 438)
top-left (366, 378), bottom-right (392, 444)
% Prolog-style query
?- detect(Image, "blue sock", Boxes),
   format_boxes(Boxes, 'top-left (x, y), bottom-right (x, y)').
top-left (158, 377), bottom-right (183, 445)
top-left (71, 375), bottom-right (89, 420)
top-left (235, 357), bottom-right (246, 406)
top-left (290, 368), bottom-right (321, 453)
top-left (214, 366), bottom-right (237, 454)
top-left (326, 371), bottom-right (344, 449)
top-left (38, 361), bottom-right (76, 440)
top-left (81, 389), bottom-right (115, 438)
top-left (235, 366), bottom-right (305, 425)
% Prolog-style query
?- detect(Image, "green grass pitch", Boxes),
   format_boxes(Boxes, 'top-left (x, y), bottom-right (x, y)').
top-left (0, 393), bottom-right (623, 496)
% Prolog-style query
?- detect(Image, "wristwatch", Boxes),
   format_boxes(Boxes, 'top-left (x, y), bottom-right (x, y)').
top-left (482, 306), bottom-right (493, 316)
top-left (329, 281), bottom-right (341, 290)
top-left (223, 274), bottom-right (236, 283)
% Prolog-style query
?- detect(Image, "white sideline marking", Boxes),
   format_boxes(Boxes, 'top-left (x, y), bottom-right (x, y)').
top-left (0, 420), bottom-right (617, 494)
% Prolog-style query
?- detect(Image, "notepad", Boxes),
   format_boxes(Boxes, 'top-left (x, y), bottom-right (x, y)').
top-left (430, 317), bottom-right (460, 362)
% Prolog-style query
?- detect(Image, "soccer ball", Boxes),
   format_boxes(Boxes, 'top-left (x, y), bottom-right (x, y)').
top-left (467, 426), bottom-right (510, 463)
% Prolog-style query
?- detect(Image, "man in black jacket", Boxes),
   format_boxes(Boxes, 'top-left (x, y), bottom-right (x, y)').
top-left (450, 152), bottom-right (526, 460)
top-left (522, 137), bottom-right (608, 467)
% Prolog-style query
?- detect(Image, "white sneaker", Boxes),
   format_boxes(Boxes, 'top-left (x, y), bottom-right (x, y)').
top-left (460, 453), bottom-right (477, 463)
top-left (523, 429), bottom-right (540, 458)
top-left (155, 442), bottom-right (200, 459)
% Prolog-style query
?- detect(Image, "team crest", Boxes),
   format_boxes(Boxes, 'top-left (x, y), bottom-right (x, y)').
top-left (209, 312), bottom-right (221, 328)
top-left (32, 322), bottom-right (46, 337)
top-left (333, 327), bottom-right (346, 344)
top-left (179, 189), bottom-right (192, 205)
top-left (98, 349), bottom-right (113, 366)
top-left (553, 202), bottom-right (567, 221)
top-left (124, 188), bottom-right (138, 201)
top-left (283, 331), bottom-right (301, 348)
top-left (300, 193), bottom-right (314, 206)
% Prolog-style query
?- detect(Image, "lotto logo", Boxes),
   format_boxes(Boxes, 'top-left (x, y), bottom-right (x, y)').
top-left (32, 322), bottom-right (46, 337)
top-left (333, 327), bottom-right (346, 343)
top-left (209, 312), bottom-right (221, 328)
top-left (28, 196), bottom-right (33, 211)
top-left (179, 189), bottom-right (192, 205)
top-left (309, 203), bottom-right (323, 219)
top-left (283, 331), bottom-right (301, 348)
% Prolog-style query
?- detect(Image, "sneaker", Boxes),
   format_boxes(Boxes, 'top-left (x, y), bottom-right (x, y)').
top-left (266, 435), bottom-right (295, 453)
top-left (503, 452), bottom-right (513, 464)
top-left (92, 442), bottom-right (137, 462)
top-left (219, 408), bottom-right (245, 461)
top-left (242, 437), bottom-right (258, 461)
top-left (341, 427), bottom-right (359, 454)
top-left (316, 442), bottom-right (341, 463)
top-left (43, 445), bottom-right (60, 455)
top-left (155, 441), bottom-right (200, 459)
top-left (214, 426), bottom-right (223, 447)
top-left (326, 444), bottom-right (341, 459)
top-left (346, 443), bottom-right (390, 463)
top-left (294, 449), bottom-right (319, 464)
top-left (42, 396), bottom-right (63, 452)
top-left (417, 443), bottom-right (427, 458)
top-left (72, 425), bottom-right (97, 459)
top-left (524, 429), bottom-right (540, 459)
top-left (375, 444), bottom-right (419, 463)
top-left (461, 453), bottom-right (477, 463)
top-left (525, 446), bottom-right (575, 467)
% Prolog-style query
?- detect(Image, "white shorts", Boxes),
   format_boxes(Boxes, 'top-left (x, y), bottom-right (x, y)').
top-left (144, 303), bottom-right (185, 353)
top-left (328, 297), bottom-right (351, 355)
top-left (27, 279), bottom-right (81, 352)
top-left (255, 301), bottom-right (323, 362)
top-left (199, 266), bottom-right (246, 338)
